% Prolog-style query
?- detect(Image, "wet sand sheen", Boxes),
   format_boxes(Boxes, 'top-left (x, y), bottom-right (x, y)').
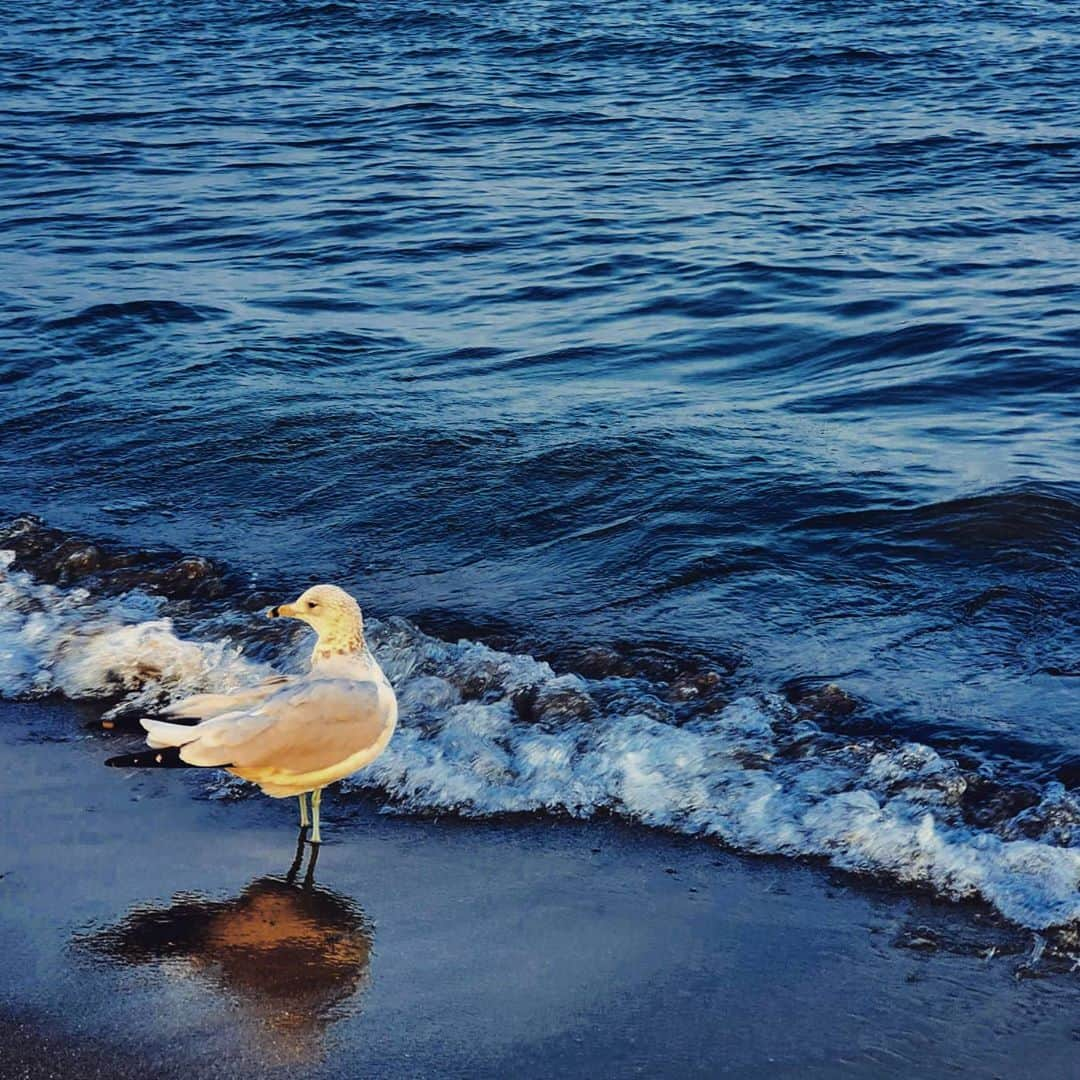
top-left (1, 700), bottom-right (1079, 1079)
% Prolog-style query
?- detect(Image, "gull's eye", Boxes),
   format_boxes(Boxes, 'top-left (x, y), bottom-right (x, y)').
top-left (307, 601), bottom-right (317, 610)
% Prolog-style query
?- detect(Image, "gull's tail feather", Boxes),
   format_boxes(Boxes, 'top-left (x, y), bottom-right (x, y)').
top-left (142, 717), bottom-right (202, 749)
top-left (160, 693), bottom-right (222, 718)
top-left (105, 746), bottom-right (195, 769)
top-left (161, 691), bottom-right (244, 718)
top-left (160, 677), bottom-right (293, 720)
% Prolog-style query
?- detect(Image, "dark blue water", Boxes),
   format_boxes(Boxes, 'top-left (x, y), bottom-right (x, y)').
top-left (1, 1), bottom-right (1077, 767)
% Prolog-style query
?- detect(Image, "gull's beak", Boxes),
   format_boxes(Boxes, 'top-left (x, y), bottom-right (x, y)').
top-left (267, 602), bottom-right (299, 619)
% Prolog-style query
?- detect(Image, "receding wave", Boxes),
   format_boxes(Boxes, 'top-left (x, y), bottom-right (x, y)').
top-left (3, 515), bottom-right (1080, 935)
top-left (46, 299), bottom-right (224, 330)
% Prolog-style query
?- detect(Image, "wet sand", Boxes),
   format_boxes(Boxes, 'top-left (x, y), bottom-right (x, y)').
top-left (2, 700), bottom-right (1079, 1079)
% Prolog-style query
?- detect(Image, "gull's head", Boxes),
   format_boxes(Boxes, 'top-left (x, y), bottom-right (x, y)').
top-left (267, 584), bottom-right (364, 650)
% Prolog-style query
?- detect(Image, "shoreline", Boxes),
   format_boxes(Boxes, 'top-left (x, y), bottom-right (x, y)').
top-left (3, 700), bottom-right (1080, 1078)
top-left (3, 515), bottom-right (1080, 935)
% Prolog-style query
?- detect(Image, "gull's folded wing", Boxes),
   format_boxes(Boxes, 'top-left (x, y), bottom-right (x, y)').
top-left (142, 678), bottom-right (389, 776)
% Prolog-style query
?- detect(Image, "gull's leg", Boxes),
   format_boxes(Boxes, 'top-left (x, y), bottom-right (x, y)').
top-left (310, 787), bottom-right (323, 845)
top-left (304, 841), bottom-right (321, 887)
top-left (286, 826), bottom-right (307, 883)
top-left (297, 792), bottom-right (310, 828)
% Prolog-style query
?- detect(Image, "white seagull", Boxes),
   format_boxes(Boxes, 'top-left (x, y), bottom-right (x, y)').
top-left (107, 585), bottom-right (397, 843)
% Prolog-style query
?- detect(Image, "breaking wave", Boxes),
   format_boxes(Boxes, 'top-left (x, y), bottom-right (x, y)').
top-left (3, 516), bottom-right (1080, 934)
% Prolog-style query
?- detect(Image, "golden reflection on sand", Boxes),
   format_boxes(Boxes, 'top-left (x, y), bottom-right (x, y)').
top-left (76, 831), bottom-right (373, 1061)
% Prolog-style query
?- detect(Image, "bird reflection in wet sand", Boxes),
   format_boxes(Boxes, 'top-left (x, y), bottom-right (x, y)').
top-left (76, 830), bottom-right (373, 1058)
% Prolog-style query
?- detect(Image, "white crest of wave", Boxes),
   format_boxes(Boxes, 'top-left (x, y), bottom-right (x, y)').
top-left (359, 676), bottom-right (1080, 929)
top-left (0, 552), bottom-right (269, 711)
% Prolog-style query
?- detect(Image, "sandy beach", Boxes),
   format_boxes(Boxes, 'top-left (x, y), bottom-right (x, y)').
top-left (4, 1), bottom-right (1079, 1075)
top-left (1, 700), bottom-right (1078, 1079)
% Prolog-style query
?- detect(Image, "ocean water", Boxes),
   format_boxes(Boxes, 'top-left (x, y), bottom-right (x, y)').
top-left (1, 2), bottom-right (1078, 928)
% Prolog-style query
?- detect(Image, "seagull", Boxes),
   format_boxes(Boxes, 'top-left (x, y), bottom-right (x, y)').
top-left (106, 585), bottom-right (398, 843)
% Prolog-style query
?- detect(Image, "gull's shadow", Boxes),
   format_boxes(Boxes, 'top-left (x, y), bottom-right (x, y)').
top-left (75, 830), bottom-right (373, 1057)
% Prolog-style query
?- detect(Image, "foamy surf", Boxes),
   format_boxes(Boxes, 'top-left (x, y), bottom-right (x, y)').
top-left (2, 523), bottom-right (1080, 935)
top-left (0, 550), bottom-right (272, 712)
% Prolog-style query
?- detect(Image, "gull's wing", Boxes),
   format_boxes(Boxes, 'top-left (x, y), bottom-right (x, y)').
top-left (161, 675), bottom-right (295, 721)
top-left (143, 678), bottom-right (390, 775)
